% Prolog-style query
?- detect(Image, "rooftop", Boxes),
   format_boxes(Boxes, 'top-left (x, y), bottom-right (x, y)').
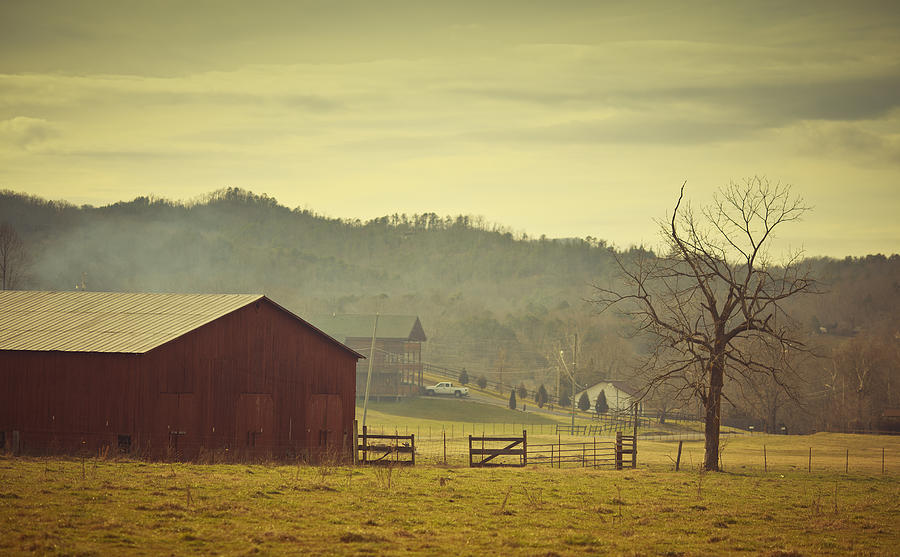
top-left (0, 290), bottom-right (360, 356)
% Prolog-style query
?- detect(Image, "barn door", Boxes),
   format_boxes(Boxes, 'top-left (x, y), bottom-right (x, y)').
top-left (305, 394), bottom-right (343, 460)
top-left (159, 393), bottom-right (195, 460)
top-left (236, 394), bottom-right (275, 452)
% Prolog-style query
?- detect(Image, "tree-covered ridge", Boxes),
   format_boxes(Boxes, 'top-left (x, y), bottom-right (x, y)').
top-left (2, 187), bottom-right (898, 433)
top-left (0, 187), bottom-right (625, 299)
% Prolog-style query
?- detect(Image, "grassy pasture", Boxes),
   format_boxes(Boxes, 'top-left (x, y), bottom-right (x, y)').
top-left (359, 399), bottom-right (894, 474)
top-left (1, 439), bottom-right (898, 556)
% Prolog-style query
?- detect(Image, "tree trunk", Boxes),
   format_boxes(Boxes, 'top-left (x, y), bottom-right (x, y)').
top-left (703, 362), bottom-right (724, 471)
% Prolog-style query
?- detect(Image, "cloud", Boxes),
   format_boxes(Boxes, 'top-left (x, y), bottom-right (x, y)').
top-left (0, 116), bottom-right (58, 149)
top-left (792, 119), bottom-right (900, 166)
top-left (452, 69), bottom-right (900, 131)
top-left (638, 71), bottom-right (900, 125)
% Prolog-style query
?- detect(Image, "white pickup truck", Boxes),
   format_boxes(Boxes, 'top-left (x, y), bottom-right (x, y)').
top-left (425, 381), bottom-right (469, 397)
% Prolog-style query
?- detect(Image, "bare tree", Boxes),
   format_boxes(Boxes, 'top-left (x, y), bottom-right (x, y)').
top-left (733, 338), bottom-right (809, 433)
top-left (593, 178), bottom-right (815, 471)
top-left (0, 221), bottom-right (27, 290)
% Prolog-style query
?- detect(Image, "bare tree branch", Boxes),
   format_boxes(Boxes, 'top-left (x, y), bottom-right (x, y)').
top-left (592, 177), bottom-right (816, 471)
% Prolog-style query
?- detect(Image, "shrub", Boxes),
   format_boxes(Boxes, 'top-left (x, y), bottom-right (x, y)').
top-left (535, 384), bottom-right (549, 408)
top-left (517, 383), bottom-right (528, 400)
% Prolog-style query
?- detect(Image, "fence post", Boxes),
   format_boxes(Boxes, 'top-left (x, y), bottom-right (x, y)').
top-left (411, 434), bottom-right (415, 466)
top-left (352, 420), bottom-right (359, 465)
top-left (362, 425), bottom-right (368, 465)
top-left (845, 449), bottom-right (849, 473)
top-left (675, 440), bottom-right (683, 471)
top-left (615, 431), bottom-right (623, 470)
top-left (468, 435), bottom-right (473, 467)
top-left (764, 445), bottom-right (767, 473)
top-left (632, 432), bottom-right (637, 469)
top-left (808, 447), bottom-right (811, 473)
top-left (522, 430), bottom-right (527, 466)
top-left (883, 448), bottom-right (885, 474)
top-left (443, 429), bottom-right (446, 465)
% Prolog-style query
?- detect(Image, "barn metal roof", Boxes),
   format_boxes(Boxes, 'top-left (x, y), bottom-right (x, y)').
top-left (0, 290), bottom-right (310, 354)
top-left (312, 314), bottom-right (426, 342)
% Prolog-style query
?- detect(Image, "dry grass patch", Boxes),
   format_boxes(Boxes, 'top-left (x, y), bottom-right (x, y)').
top-left (0, 454), bottom-right (897, 555)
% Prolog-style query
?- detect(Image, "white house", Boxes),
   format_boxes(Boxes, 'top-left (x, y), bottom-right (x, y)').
top-left (577, 380), bottom-right (641, 413)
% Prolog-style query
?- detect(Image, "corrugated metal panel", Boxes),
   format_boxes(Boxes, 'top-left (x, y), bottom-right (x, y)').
top-left (0, 290), bottom-right (263, 353)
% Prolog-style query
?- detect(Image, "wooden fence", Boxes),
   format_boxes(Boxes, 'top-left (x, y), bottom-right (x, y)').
top-left (555, 424), bottom-right (587, 435)
top-left (529, 438), bottom-right (618, 468)
top-left (615, 432), bottom-right (637, 470)
top-left (358, 426), bottom-right (415, 466)
top-left (469, 431), bottom-right (527, 467)
top-left (468, 431), bottom-right (637, 469)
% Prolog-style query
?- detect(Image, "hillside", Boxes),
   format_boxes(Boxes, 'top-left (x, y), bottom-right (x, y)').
top-left (2, 188), bottom-right (898, 433)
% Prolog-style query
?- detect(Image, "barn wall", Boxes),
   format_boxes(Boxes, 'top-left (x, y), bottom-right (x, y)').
top-left (0, 351), bottom-right (140, 455)
top-left (0, 299), bottom-right (358, 461)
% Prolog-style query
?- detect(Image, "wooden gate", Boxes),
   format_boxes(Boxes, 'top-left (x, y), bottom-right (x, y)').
top-left (469, 431), bottom-right (527, 467)
top-left (615, 431), bottom-right (637, 470)
top-left (358, 426), bottom-right (415, 465)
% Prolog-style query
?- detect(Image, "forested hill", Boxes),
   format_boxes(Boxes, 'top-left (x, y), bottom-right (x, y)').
top-left (0, 188), bottom-right (625, 309)
top-left (0, 188), bottom-right (635, 377)
top-left (2, 188), bottom-right (899, 433)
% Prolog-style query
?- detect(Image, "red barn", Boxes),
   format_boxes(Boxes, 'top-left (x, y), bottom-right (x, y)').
top-left (0, 291), bottom-right (362, 461)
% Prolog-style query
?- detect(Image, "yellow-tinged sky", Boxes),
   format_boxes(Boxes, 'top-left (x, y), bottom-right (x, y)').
top-left (1, 1), bottom-right (898, 257)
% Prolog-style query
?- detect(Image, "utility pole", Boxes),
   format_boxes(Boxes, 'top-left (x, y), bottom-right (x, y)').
top-left (555, 355), bottom-right (560, 403)
top-left (361, 313), bottom-right (379, 430)
top-left (572, 333), bottom-right (577, 429)
top-left (559, 336), bottom-right (577, 429)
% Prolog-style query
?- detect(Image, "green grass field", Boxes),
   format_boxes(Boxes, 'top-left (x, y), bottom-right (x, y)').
top-left (2, 398), bottom-right (898, 555)
top-left (1, 454), bottom-right (897, 555)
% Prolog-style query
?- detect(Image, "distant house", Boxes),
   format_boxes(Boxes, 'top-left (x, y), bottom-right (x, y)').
top-left (0, 291), bottom-right (362, 461)
top-left (879, 407), bottom-right (900, 432)
top-left (577, 380), bottom-right (642, 414)
top-left (314, 314), bottom-right (426, 399)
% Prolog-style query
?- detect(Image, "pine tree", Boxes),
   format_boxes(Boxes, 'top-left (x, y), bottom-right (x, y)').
top-left (595, 389), bottom-right (609, 415)
top-left (459, 368), bottom-right (469, 385)
top-left (509, 389), bottom-right (517, 410)
top-left (578, 391), bottom-right (590, 411)
top-left (535, 384), bottom-right (548, 408)
top-left (517, 382), bottom-right (528, 400)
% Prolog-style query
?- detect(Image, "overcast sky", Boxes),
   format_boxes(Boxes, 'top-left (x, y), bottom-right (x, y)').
top-left (1, 1), bottom-right (898, 257)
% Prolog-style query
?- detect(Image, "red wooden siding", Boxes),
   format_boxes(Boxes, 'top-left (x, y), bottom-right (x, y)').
top-left (0, 298), bottom-right (358, 461)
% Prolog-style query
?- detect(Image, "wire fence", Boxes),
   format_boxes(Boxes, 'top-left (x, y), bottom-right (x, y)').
top-left (362, 423), bottom-right (899, 474)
